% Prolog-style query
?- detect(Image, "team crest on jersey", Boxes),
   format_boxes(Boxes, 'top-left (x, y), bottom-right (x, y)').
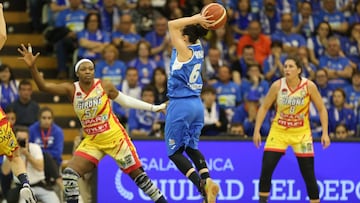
top-left (281, 88), bottom-right (287, 95)
top-left (75, 92), bottom-right (82, 98)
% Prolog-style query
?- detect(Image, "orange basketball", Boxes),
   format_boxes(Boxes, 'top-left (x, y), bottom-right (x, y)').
top-left (201, 3), bottom-right (227, 30)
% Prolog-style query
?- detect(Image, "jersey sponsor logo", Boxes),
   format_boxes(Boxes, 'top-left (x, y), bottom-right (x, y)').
top-left (193, 50), bottom-right (204, 59)
top-left (82, 115), bottom-right (108, 126)
top-left (277, 119), bottom-right (304, 127)
top-left (0, 131), bottom-right (12, 143)
top-left (83, 122), bottom-right (110, 135)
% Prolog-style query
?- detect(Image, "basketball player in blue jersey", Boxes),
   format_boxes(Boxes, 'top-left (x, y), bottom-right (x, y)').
top-left (165, 13), bottom-right (220, 203)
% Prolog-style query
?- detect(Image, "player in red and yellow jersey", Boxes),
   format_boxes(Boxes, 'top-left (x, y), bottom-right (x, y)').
top-left (18, 45), bottom-right (168, 203)
top-left (0, 3), bottom-right (37, 202)
top-left (253, 56), bottom-right (330, 203)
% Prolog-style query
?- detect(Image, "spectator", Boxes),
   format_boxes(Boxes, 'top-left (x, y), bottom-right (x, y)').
top-left (342, 23), bottom-right (360, 70)
top-left (203, 47), bottom-right (224, 84)
top-left (293, 1), bottom-right (318, 38)
top-left (29, 107), bottom-right (64, 168)
top-left (344, 71), bottom-right (360, 113)
top-left (0, 64), bottom-right (18, 110)
top-left (53, 0), bottom-right (87, 79)
top-left (127, 40), bottom-right (157, 86)
top-left (297, 47), bottom-right (317, 80)
top-left (229, 123), bottom-right (247, 138)
top-left (334, 123), bottom-right (350, 140)
top-left (240, 63), bottom-right (269, 101)
top-left (162, 0), bottom-right (183, 20)
top-left (128, 86), bottom-right (165, 137)
top-left (145, 17), bottom-right (170, 65)
top-left (328, 88), bottom-right (356, 137)
top-left (263, 41), bottom-right (286, 82)
top-left (307, 21), bottom-right (332, 66)
top-left (319, 36), bottom-right (353, 86)
top-left (7, 80), bottom-right (39, 127)
top-left (236, 20), bottom-right (271, 66)
top-left (131, 0), bottom-right (163, 36)
top-left (77, 13), bottom-right (111, 62)
top-left (232, 90), bottom-right (270, 137)
top-left (232, 45), bottom-right (257, 84)
top-left (314, 69), bottom-right (334, 108)
top-left (201, 86), bottom-right (228, 136)
top-left (271, 13), bottom-right (307, 55)
top-left (113, 67), bottom-right (142, 124)
top-left (230, 0), bottom-right (255, 41)
top-left (207, 24), bottom-right (237, 63)
top-left (112, 13), bottom-right (142, 62)
top-left (212, 65), bottom-right (242, 122)
top-left (318, 0), bottom-right (349, 34)
top-left (258, 0), bottom-right (281, 35)
top-left (150, 67), bottom-right (168, 105)
top-left (99, 0), bottom-right (121, 34)
top-left (1, 126), bottom-right (60, 203)
top-left (349, 1), bottom-right (360, 25)
top-left (95, 44), bottom-right (127, 87)
top-left (46, 0), bottom-right (69, 28)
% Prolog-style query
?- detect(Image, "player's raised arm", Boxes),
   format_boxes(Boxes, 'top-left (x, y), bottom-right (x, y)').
top-left (18, 43), bottom-right (73, 96)
top-left (168, 14), bottom-right (213, 61)
top-left (0, 3), bottom-right (7, 49)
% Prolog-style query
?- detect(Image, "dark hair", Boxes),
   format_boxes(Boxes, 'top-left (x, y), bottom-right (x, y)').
top-left (141, 85), bottom-right (156, 96)
top-left (348, 22), bottom-right (360, 38)
top-left (4, 106), bottom-right (15, 114)
top-left (13, 125), bottom-right (29, 135)
top-left (315, 21), bottom-right (333, 37)
top-left (183, 24), bottom-right (208, 44)
top-left (270, 40), bottom-right (283, 49)
top-left (18, 79), bottom-right (32, 89)
top-left (0, 64), bottom-right (16, 82)
top-left (333, 88), bottom-right (346, 99)
top-left (201, 85), bottom-right (216, 95)
top-left (84, 12), bottom-right (102, 30)
top-left (126, 66), bottom-right (138, 74)
top-left (38, 106), bottom-right (54, 119)
top-left (150, 67), bottom-right (167, 86)
top-left (285, 55), bottom-right (303, 77)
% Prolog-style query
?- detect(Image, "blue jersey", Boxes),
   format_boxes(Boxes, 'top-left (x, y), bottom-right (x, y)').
top-left (167, 43), bottom-right (204, 98)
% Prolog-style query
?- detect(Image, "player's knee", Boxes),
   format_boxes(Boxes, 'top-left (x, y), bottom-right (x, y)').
top-left (62, 167), bottom-right (80, 200)
top-left (169, 146), bottom-right (184, 161)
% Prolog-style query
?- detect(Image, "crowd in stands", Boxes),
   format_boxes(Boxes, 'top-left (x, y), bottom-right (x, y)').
top-left (1, 0), bottom-right (360, 202)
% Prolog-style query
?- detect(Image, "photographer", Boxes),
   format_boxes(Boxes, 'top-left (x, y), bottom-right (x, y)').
top-left (1, 126), bottom-right (60, 203)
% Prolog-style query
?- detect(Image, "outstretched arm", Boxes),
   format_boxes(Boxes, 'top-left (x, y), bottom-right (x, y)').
top-left (103, 81), bottom-right (166, 112)
top-left (18, 44), bottom-right (74, 97)
top-left (0, 3), bottom-right (7, 49)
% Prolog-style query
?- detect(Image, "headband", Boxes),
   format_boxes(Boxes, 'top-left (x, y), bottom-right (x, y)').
top-left (74, 59), bottom-right (93, 73)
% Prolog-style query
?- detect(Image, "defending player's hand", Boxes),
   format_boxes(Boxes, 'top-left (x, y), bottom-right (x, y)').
top-left (18, 43), bottom-right (40, 68)
top-left (151, 103), bottom-right (167, 113)
top-left (321, 133), bottom-right (330, 149)
top-left (253, 131), bottom-right (262, 149)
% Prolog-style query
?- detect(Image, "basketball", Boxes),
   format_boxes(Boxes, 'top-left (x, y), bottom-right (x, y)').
top-left (201, 3), bottom-right (227, 30)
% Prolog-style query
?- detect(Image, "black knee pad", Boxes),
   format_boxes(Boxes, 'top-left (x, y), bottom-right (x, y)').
top-left (62, 167), bottom-right (80, 200)
top-left (185, 148), bottom-right (207, 170)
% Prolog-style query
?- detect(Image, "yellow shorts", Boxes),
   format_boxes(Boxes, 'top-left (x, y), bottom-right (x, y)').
top-left (264, 129), bottom-right (314, 157)
top-left (0, 119), bottom-right (18, 157)
top-left (74, 124), bottom-right (141, 174)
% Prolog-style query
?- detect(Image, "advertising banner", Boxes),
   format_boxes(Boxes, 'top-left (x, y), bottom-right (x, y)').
top-left (97, 141), bottom-right (360, 202)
